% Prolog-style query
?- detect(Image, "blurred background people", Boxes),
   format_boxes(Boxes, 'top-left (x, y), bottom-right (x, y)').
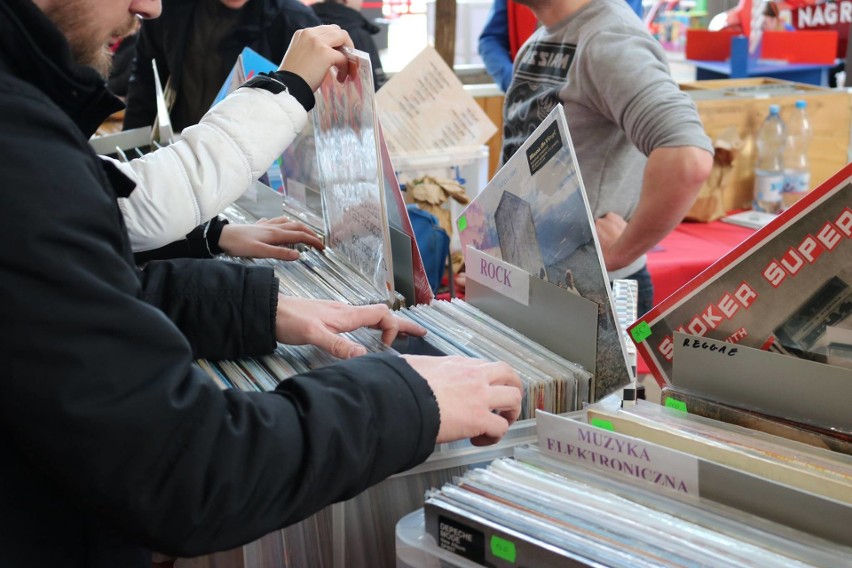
top-left (311, 0), bottom-right (387, 88)
top-left (124, 0), bottom-right (320, 131)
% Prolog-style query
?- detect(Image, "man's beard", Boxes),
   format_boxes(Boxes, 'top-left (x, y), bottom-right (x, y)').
top-left (41, 1), bottom-right (133, 77)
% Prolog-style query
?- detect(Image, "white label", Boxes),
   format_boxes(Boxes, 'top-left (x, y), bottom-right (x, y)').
top-left (754, 173), bottom-right (783, 202)
top-left (536, 411), bottom-right (700, 496)
top-left (465, 246), bottom-right (530, 306)
top-left (783, 171), bottom-right (811, 194)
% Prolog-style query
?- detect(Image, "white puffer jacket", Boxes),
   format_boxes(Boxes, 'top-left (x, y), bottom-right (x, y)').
top-left (113, 87), bottom-right (307, 252)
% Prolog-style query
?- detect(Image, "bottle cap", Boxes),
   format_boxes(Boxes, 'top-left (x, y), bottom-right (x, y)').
top-left (795, 100), bottom-right (807, 109)
top-left (769, 104), bottom-right (780, 114)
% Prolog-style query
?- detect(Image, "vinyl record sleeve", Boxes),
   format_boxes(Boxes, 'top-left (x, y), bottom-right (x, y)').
top-left (456, 105), bottom-right (632, 401)
top-left (629, 163), bottom-right (852, 387)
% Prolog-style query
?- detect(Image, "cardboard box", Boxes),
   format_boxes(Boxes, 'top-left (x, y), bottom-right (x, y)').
top-left (680, 78), bottom-right (851, 221)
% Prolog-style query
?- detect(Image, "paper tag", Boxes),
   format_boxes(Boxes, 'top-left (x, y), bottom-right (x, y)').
top-left (457, 215), bottom-right (468, 232)
top-left (664, 398), bottom-right (688, 413)
top-left (490, 536), bottom-right (516, 563)
top-left (630, 321), bottom-right (652, 343)
top-left (537, 411), bottom-right (700, 495)
top-left (465, 246), bottom-right (530, 306)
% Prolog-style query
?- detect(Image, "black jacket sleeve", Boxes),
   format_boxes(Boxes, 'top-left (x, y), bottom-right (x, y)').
top-left (139, 257), bottom-right (277, 359)
top-left (1, 86), bottom-right (440, 556)
top-left (123, 19), bottom-right (165, 130)
top-left (133, 217), bottom-right (229, 265)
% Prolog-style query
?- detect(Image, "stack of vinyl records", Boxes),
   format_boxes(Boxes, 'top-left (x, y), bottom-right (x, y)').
top-left (196, 298), bottom-right (592, 420)
top-left (406, 399), bottom-right (852, 567)
top-left (221, 205), bottom-right (391, 306)
top-left (187, 207), bottom-right (599, 567)
top-left (660, 385), bottom-right (852, 455)
top-left (397, 301), bottom-right (591, 418)
top-left (421, 442), bottom-right (852, 567)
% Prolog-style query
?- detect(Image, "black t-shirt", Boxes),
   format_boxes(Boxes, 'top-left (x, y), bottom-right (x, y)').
top-left (172, 0), bottom-right (242, 129)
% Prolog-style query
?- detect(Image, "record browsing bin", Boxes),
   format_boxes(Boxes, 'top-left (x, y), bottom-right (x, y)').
top-left (184, 420), bottom-right (537, 568)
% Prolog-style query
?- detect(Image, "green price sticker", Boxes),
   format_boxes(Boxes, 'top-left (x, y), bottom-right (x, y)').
top-left (457, 215), bottom-right (468, 232)
top-left (630, 321), bottom-right (652, 343)
top-left (665, 398), bottom-right (688, 413)
top-left (590, 417), bottom-right (614, 431)
top-left (491, 535), bottom-right (516, 563)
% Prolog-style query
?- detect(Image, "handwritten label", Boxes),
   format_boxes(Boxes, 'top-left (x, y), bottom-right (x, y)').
top-left (490, 536), bottom-right (516, 563)
top-left (683, 337), bottom-right (738, 357)
top-left (664, 398), bottom-right (688, 413)
top-left (465, 246), bottom-right (530, 306)
top-left (537, 411), bottom-right (700, 495)
top-left (630, 321), bottom-right (652, 343)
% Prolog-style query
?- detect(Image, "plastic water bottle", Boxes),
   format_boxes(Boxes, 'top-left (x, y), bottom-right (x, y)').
top-left (782, 100), bottom-right (812, 203)
top-left (753, 104), bottom-right (786, 214)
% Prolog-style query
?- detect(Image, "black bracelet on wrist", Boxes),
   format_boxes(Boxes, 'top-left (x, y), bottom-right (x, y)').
top-left (206, 217), bottom-right (229, 256)
top-left (240, 71), bottom-right (315, 112)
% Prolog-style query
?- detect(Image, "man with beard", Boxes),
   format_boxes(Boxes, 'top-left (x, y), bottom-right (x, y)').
top-left (0, 2), bottom-right (524, 567)
top-left (500, 0), bottom-right (714, 315)
top-left (123, 0), bottom-right (320, 132)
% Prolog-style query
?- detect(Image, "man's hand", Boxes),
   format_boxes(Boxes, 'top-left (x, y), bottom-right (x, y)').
top-left (402, 355), bottom-right (523, 446)
top-left (278, 25), bottom-right (356, 89)
top-left (275, 297), bottom-right (426, 358)
top-left (594, 212), bottom-right (628, 271)
top-left (218, 217), bottom-right (324, 261)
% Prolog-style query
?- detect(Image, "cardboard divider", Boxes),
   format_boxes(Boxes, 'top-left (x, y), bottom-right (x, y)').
top-left (762, 30), bottom-right (838, 65)
top-left (672, 332), bottom-right (852, 433)
top-left (686, 29), bottom-right (838, 65)
top-left (685, 29), bottom-right (740, 61)
top-left (465, 247), bottom-right (601, 395)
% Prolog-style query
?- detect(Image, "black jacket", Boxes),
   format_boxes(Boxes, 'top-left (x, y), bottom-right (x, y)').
top-left (124, 0), bottom-right (320, 130)
top-left (311, 2), bottom-right (387, 89)
top-left (0, 1), bottom-right (439, 566)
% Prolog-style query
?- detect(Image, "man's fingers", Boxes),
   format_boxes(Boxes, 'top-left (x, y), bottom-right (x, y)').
top-left (256, 244), bottom-right (301, 261)
top-left (470, 413), bottom-right (511, 447)
top-left (314, 328), bottom-right (367, 359)
top-left (277, 230), bottom-right (324, 250)
top-left (394, 317), bottom-right (427, 338)
top-left (488, 385), bottom-right (523, 426)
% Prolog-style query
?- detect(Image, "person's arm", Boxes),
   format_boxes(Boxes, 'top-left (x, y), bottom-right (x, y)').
top-left (2, 90), bottom-right (520, 557)
top-left (583, 29), bottom-right (713, 271)
top-left (133, 217), bottom-right (229, 263)
top-left (596, 146), bottom-right (713, 271)
top-left (132, 214), bottom-right (326, 263)
top-left (115, 26), bottom-right (353, 253)
top-left (122, 20), bottom-right (163, 130)
top-left (478, 0), bottom-right (514, 92)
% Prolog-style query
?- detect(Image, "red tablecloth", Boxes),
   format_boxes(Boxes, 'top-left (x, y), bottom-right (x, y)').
top-left (637, 219), bottom-right (756, 374)
top-left (647, 220), bottom-right (756, 307)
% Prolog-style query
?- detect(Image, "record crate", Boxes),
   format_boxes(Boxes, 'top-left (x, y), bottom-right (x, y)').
top-left (678, 77), bottom-right (852, 221)
top-left (177, 420), bottom-right (537, 568)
